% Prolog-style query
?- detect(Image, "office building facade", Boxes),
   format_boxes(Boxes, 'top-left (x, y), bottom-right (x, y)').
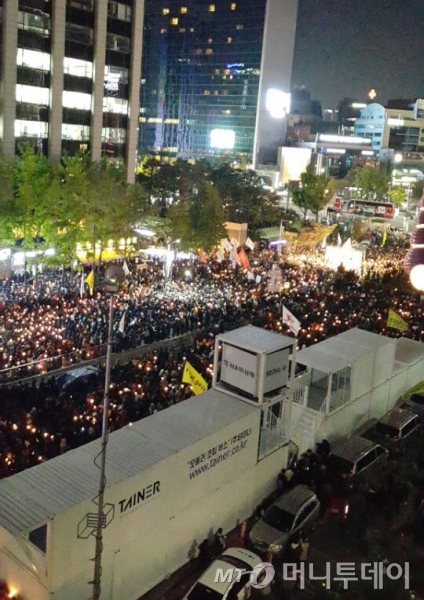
top-left (0, 0), bottom-right (144, 183)
top-left (139, 0), bottom-right (298, 166)
top-left (354, 101), bottom-right (424, 155)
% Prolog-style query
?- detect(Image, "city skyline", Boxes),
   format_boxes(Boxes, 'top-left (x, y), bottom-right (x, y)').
top-left (292, 0), bottom-right (424, 108)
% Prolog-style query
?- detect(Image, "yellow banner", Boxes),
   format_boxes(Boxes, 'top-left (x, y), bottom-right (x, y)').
top-left (182, 361), bottom-right (208, 396)
top-left (387, 309), bottom-right (408, 332)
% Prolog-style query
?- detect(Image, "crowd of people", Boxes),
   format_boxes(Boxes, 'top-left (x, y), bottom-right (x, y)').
top-left (0, 232), bottom-right (423, 479)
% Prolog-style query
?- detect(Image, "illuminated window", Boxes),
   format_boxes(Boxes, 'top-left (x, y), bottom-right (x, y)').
top-left (195, 49), bottom-right (202, 55)
top-left (16, 85), bottom-right (49, 105)
top-left (204, 90), bottom-right (210, 95)
top-left (62, 124), bottom-right (90, 140)
top-left (227, 37), bottom-right (232, 43)
top-left (139, 117), bottom-right (147, 123)
top-left (214, 69), bottom-right (220, 75)
top-left (208, 38), bottom-right (213, 43)
top-left (180, 6), bottom-right (187, 13)
top-left (62, 90), bottom-right (91, 110)
top-left (17, 48), bottom-right (50, 71)
top-left (190, 27), bottom-right (195, 32)
top-left (208, 4), bottom-right (215, 11)
top-left (162, 8), bottom-right (169, 15)
top-left (108, 2), bottom-right (131, 21)
top-left (102, 127), bottom-right (126, 142)
top-left (15, 120), bottom-right (48, 138)
top-left (231, 2), bottom-right (236, 9)
top-left (210, 128), bottom-right (235, 149)
top-left (205, 48), bottom-right (213, 55)
top-left (161, 28), bottom-right (167, 33)
top-left (103, 97), bottom-right (128, 114)
top-left (170, 17), bottom-right (178, 24)
top-left (179, 28), bottom-right (186, 32)
top-left (235, 24), bottom-right (243, 29)
top-left (213, 90), bottom-right (218, 95)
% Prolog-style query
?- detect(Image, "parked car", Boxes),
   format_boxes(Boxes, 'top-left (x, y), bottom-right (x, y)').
top-left (360, 409), bottom-right (422, 455)
top-left (248, 485), bottom-right (320, 557)
top-left (183, 547), bottom-right (263, 600)
top-left (403, 393), bottom-right (424, 421)
top-left (328, 436), bottom-right (389, 489)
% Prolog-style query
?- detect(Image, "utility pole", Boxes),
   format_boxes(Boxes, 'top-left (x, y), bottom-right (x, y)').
top-left (91, 265), bottom-right (125, 600)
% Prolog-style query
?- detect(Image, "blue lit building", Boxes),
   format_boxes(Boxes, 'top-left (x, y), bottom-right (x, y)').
top-left (139, 0), bottom-right (298, 166)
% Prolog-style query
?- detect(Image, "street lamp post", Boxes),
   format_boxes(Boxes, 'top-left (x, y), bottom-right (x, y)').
top-left (91, 265), bottom-right (125, 600)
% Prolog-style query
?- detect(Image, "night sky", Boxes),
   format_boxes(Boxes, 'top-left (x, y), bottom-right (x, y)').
top-left (291, 0), bottom-right (424, 108)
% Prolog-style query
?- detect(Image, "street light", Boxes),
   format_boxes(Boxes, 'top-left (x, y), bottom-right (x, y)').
top-left (91, 265), bottom-right (125, 600)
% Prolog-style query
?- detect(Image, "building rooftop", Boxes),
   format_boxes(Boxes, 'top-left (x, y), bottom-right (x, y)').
top-left (0, 389), bottom-right (257, 536)
top-left (395, 337), bottom-right (424, 366)
top-left (296, 328), bottom-right (394, 373)
top-left (217, 325), bottom-right (293, 353)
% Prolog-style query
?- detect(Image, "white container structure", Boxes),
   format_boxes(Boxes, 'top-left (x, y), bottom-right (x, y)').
top-left (290, 327), bottom-right (424, 453)
top-left (0, 327), bottom-right (294, 600)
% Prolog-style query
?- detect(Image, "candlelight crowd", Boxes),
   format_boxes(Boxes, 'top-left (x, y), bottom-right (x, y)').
top-left (0, 233), bottom-right (423, 478)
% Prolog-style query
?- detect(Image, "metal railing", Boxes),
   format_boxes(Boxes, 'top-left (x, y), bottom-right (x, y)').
top-left (0, 317), bottom-right (251, 386)
top-left (292, 382), bottom-right (309, 406)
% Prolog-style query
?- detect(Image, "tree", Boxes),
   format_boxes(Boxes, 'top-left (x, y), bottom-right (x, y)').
top-left (292, 170), bottom-right (330, 222)
top-left (411, 180), bottom-right (424, 203)
top-left (44, 153), bottom-right (91, 266)
top-left (388, 185), bottom-right (406, 206)
top-left (210, 164), bottom-right (280, 230)
top-left (168, 182), bottom-right (226, 252)
top-left (0, 157), bottom-right (17, 246)
top-left (12, 145), bottom-right (56, 288)
top-left (354, 166), bottom-right (389, 199)
top-left (13, 145), bottom-right (55, 246)
top-left (81, 159), bottom-right (137, 264)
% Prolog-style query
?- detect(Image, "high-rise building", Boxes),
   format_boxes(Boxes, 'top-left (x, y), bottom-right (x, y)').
top-left (0, 0), bottom-right (144, 183)
top-left (139, 0), bottom-right (298, 167)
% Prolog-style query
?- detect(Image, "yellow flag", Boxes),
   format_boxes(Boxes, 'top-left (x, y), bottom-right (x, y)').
top-left (85, 269), bottom-right (94, 295)
top-left (381, 229), bottom-right (387, 246)
top-left (182, 361), bottom-right (208, 396)
top-left (387, 309), bottom-right (408, 332)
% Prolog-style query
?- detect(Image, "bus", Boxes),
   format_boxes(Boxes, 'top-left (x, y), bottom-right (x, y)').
top-left (345, 199), bottom-right (395, 219)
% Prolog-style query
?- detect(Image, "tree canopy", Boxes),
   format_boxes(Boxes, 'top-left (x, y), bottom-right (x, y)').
top-left (292, 170), bottom-right (330, 222)
top-left (0, 150), bottom-right (285, 259)
top-left (353, 166), bottom-right (390, 199)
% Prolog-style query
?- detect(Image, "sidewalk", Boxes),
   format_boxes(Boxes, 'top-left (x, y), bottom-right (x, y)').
top-left (139, 522), bottom-right (250, 600)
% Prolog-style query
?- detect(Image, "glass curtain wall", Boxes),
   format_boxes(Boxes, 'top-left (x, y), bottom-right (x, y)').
top-left (139, 0), bottom-right (266, 162)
